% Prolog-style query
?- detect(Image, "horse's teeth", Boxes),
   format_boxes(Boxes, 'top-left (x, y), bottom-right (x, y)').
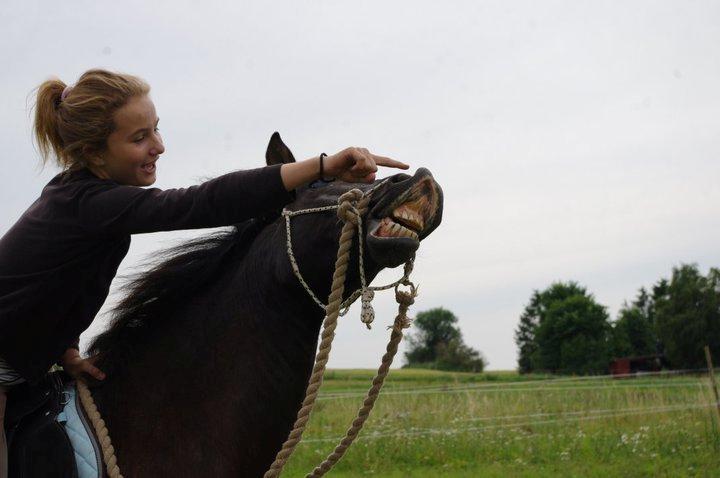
top-left (372, 218), bottom-right (420, 240)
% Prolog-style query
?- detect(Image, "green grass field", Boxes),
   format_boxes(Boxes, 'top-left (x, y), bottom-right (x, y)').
top-left (283, 369), bottom-right (720, 477)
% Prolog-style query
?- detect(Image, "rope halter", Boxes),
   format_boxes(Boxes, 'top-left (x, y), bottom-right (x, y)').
top-left (281, 179), bottom-right (416, 329)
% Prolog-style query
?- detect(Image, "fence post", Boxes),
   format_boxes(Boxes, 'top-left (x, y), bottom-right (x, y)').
top-left (704, 345), bottom-right (720, 419)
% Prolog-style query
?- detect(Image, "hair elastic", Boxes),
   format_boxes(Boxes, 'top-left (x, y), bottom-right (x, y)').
top-left (61, 85), bottom-right (73, 101)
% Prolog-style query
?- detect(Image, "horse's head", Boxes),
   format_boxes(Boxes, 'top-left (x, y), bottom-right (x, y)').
top-left (264, 132), bottom-right (443, 300)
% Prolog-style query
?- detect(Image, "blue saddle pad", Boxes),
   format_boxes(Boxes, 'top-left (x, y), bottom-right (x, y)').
top-left (56, 382), bottom-right (103, 478)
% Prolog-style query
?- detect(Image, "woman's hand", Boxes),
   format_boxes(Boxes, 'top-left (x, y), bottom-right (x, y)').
top-left (323, 147), bottom-right (409, 183)
top-left (60, 348), bottom-right (106, 381)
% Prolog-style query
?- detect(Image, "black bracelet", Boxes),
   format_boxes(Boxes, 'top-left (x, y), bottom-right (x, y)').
top-left (319, 153), bottom-right (335, 182)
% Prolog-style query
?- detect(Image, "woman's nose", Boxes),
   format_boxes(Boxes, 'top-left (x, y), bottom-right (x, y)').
top-left (151, 135), bottom-right (165, 156)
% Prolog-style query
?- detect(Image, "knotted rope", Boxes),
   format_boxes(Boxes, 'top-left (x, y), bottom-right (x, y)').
top-left (264, 187), bottom-right (419, 478)
top-left (306, 283), bottom-right (416, 477)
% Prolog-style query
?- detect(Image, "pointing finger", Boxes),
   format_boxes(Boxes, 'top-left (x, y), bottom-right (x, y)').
top-left (372, 155), bottom-right (409, 170)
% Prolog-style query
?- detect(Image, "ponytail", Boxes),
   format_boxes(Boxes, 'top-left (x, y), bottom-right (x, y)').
top-left (31, 78), bottom-right (70, 170)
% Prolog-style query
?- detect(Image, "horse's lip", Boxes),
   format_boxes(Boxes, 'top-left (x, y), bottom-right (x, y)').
top-left (365, 217), bottom-right (421, 268)
top-left (369, 177), bottom-right (438, 237)
top-left (372, 188), bottom-right (413, 220)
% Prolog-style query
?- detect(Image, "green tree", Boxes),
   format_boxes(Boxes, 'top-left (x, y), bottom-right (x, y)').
top-left (654, 264), bottom-right (720, 368)
top-left (404, 307), bottom-right (485, 372)
top-left (533, 294), bottom-right (613, 374)
top-left (611, 288), bottom-right (657, 358)
top-left (434, 338), bottom-right (486, 372)
top-left (514, 282), bottom-right (589, 373)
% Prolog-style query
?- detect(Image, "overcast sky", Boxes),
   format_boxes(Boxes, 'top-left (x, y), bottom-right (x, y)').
top-left (2, 1), bottom-right (719, 370)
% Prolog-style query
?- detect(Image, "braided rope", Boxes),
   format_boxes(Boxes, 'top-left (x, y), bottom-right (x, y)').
top-left (265, 187), bottom-right (419, 478)
top-left (307, 284), bottom-right (417, 477)
top-left (263, 190), bottom-right (371, 477)
top-left (76, 379), bottom-right (123, 478)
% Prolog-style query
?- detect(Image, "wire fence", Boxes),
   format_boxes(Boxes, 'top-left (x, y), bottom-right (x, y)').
top-left (318, 368), bottom-right (710, 400)
top-left (302, 401), bottom-right (719, 444)
top-left (300, 368), bottom-right (720, 449)
top-left (320, 368), bottom-right (707, 397)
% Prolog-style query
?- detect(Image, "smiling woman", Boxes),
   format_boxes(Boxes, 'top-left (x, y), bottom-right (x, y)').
top-left (31, 73), bottom-right (164, 186)
top-left (88, 95), bottom-right (165, 186)
top-left (32, 69), bottom-right (153, 179)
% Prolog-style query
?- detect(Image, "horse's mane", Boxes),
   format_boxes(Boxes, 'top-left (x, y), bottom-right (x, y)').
top-left (87, 218), bottom-right (269, 376)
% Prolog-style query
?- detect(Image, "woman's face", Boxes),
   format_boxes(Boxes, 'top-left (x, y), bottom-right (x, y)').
top-left (90, 94), bottom-right (164, 186)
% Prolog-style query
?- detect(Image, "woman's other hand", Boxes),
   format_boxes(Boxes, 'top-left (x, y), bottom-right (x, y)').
top-left (324, 147), bottom-right (409, 183)
top-left (60, 347), bottom-right (106, 381)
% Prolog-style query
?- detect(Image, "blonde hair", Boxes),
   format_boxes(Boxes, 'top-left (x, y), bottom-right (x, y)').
top-left (30, 68), bottom-right (151, 172)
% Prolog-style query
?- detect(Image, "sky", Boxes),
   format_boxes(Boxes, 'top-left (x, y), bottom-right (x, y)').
top-left (1, 0), bottom-right (719, 370)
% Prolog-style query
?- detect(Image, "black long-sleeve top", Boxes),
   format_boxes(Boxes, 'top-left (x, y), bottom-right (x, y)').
top-left (0, 163), bottom-right (294, 384)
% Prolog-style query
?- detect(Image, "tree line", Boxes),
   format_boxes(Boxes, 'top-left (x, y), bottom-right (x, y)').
top-left (515, 263), bottom-right (720, 374)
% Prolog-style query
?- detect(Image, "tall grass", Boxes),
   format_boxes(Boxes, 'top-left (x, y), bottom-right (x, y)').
top-left (284, 369), bottom-right (720, 477)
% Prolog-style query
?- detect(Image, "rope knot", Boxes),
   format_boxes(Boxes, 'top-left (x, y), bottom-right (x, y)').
top-left (389, 281), bottom-right (418, 330)
top-left (337, 202), bottom-right (359, 225)
top-left (337, 189), bottom-right (364, 224)
top-left (395, 281), bottom-right (418, 307)
top-left (360, 288), bottom-right (375, 329)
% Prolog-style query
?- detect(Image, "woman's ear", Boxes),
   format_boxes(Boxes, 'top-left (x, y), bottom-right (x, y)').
top-left (81, 145), bottom-right (106, 167)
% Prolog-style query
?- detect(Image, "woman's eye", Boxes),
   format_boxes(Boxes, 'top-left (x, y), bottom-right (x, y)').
top-left (133, 128), bottom-right (159, 143)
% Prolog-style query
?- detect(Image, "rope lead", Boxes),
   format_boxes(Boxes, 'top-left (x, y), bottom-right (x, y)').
top-left (265, 186), bottom-right (418, 478)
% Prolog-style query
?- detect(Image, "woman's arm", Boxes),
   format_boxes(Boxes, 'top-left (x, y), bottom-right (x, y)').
top-left (78, 148), bottom-right (408, 238)
top-left (79, 164), bottom-right (294, 237)
top-left (280, 155), bottom-right (323, 190)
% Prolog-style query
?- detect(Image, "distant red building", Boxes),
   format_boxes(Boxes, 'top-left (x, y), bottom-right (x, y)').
top-left (609, 354), bottom-right (664, 376)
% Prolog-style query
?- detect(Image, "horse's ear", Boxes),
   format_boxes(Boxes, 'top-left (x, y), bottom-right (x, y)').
top-left (266, 132), bottom-right (297, 166)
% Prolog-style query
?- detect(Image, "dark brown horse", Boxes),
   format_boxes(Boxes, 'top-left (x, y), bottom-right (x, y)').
top-left (85, 133), bottom-right (444, 477)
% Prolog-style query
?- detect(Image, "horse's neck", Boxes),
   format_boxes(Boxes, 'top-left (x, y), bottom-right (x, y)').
top-left (89, 239), bottom-right (329, 474)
